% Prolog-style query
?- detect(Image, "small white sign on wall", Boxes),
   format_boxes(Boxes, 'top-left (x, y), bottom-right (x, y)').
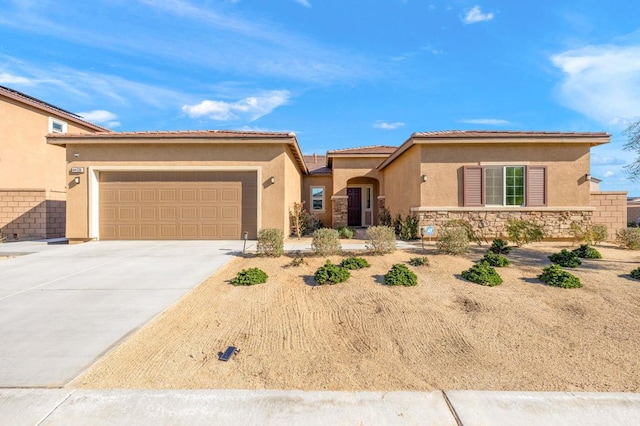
top-left (70, 167), bottom-right (85, 174)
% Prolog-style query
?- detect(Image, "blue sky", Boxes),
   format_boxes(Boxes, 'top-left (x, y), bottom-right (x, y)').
top-left (1, 0), bottom-right (639, 195)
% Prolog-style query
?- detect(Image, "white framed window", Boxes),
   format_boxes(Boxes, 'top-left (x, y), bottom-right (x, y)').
top-left (484, 166), bottom-right (525, 206)
top-left (49, 117), bottom-right (68, 133)
top-left (310, 186), bottom-right (325, 212)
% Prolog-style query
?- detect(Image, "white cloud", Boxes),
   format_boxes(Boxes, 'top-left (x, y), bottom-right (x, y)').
top-left (0, 72), bottom-right (37, 85)
top-left (77, 109), bottom-right (121, 127)
top-left (462, 6), bottom-right (494, 24)
top-left (374, 121), bottom-right (405, 130)
top-left (552, 45), bottom-right (640, 126)
top-left (460, 118), bottom-right (510, 125)
top-left (604, 170), bottom-right (615, 178)
top-left (294, 0), bottom-right (311, 7)
top-left (182, 90), bottom-right (291, 122)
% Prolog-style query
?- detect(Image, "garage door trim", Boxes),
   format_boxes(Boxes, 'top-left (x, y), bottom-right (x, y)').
top-left (88, 166), bottom-right (262, 240)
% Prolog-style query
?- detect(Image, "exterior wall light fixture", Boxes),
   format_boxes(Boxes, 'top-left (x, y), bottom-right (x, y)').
top-left (74, 176), bottom-right (80, 184)
top-left (270, 176), bottom-right (275, 184)
top-left (421, 174), bottom-right (427, 183)
top-left (585, 174), bottom-right (591, 181)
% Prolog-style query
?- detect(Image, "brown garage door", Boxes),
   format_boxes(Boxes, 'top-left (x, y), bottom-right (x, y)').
top-left (99, 172), bottom-right (251, 240)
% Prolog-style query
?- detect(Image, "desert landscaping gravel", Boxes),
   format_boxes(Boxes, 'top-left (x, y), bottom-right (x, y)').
top-left (69, 242), bottom-right (640, 392)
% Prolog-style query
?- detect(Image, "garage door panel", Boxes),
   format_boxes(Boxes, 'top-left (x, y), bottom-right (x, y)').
top-left (119, 207), bottom-right (136, 220)
top-left (180, 207), bottom-right (198, 220)
top-left (159, 207), bottom-right (176, 220)
top-left (100, 174), bottom-right (247, 240)
top-left (118, 190), bottom-right (136, 203)
top-left (221, 206), bottom-right (239, 220)
top-left (220, 224), bottom-right (240, 238)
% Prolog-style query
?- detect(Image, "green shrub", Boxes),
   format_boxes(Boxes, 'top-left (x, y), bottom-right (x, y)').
top-left (631, 266), bottom-right (640, 280)
top-left (444, 219), bottom-right (484, 245)
top-left (337, 226), bottom-right (354, 239)
top-left (538, 264), bottom-right (582, 288)
top-left (408, 256), bottom-right (429, 266)
top-left (365, 226), bottom-right (397, 255)
top-left (436, 226), bottom-right (469, 255)
top-left (379, 207), bottom-right (392, 227)
top-left (231, 268), bottom-right (268, 286)
top-left (311, 228), bottom-right (342, 256)
top-left (398, 214), bottom-right (419, 241)
top-left (489, 238), bottom-right (512, 255)
top-left (571, 244), bottom-right (602, 259)
top-left (340, 257), bottom-right (370, 270)
top-left (591, 224), bottom-right (609, 245)
top-left (383, 264), bottom-right (418, 286)
top-left (314, 260), bottom-right (350, 285)
top-left (548, 249), bottom-right (582, 268)
top-left (257, 228), bottom-right (284, 257)
top-left (506, 219), bottom-right (545, 247)
top-left (482, 252), bottom-right (510, 267)
top-left (304, 213), bottom-right (324, 235)
top-left (461, 261), bottom-right (503, 286)
top-left (616, 228), bottom-right (640, 250)
top-left (393, 213), bottom-right (404, 235)
top-left (570, 223), bottom-right (609, 246)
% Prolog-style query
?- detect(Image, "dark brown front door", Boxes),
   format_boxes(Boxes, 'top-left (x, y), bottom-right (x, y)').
top-left (347, 187), bottom-right (362, 227)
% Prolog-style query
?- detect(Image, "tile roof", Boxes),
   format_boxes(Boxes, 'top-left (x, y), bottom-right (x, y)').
top-left (412, 130), bottom-right (610, 138)
top-left (47, 130), bottom-right (296, 138)
top-left (303, 155), bottom-right (331, 174)
top-left (327, 145), bottom-right (397, 155)
top-left (0, 85), bottom-right (110, 132)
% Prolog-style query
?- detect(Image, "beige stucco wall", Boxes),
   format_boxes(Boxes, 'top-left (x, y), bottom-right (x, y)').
top-left (331, 157), bottom-right (385, 197)
top-left (381, 145), bottom-right (421, 216)
top-left (419, 142), bottom-right (592, 207)
top-left (62, 139), bottom-right (301, 240)
top-left (0, 97), bottom-right (97, 192)
top-left (302, 174), bottom-right (333, 227)
top-left (283, 145), bottom-right (303, 236)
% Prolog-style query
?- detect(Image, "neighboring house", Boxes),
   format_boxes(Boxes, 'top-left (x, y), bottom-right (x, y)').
top-left (48, 129), bottom-right (626, 242)
top-left (0, 86), bottom-right (108, 240)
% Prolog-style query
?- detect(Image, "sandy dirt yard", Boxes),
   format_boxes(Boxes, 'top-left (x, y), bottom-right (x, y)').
top-left (69, 242), bottom-right (640, 392)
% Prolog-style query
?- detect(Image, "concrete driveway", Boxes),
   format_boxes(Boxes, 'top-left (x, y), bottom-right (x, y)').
top-left (0, 240), bottom-right (249, 388)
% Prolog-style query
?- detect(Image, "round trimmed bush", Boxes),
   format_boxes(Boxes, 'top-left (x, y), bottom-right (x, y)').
top-left (482, 252), bottom-right (510, 267)
top-left (339, 257), bottom-right (370, 270)
top-left (631, 266), bottom-right (640, 280)
top-left (461, 261), bottom-right (503, 286)
top-left (489, 238), bottom-right (512, 255)
top-left (548, 249), bottom-right (582, 268)
top-left (538, 264), bottom-right (582, 288)
top-left (337, 226), bottom-right (354, 239)
top-left (384, 264), bottom-right (418, 286)
top-left (231, 268), bottom-right (268, 286)
top-left (571, 244), bottom-right (602, 259)
top-left (314, 260), bottom-right (350, 285)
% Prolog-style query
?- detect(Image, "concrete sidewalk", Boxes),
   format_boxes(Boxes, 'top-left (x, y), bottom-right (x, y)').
top-left (1, 389), bottom-right (639, 425)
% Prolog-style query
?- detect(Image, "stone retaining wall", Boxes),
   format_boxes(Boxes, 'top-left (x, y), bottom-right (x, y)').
top-left (413, 209), bottom-right (593, 240)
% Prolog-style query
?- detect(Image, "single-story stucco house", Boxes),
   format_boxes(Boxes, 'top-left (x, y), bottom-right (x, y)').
top-left (48, 129), bottom-right (627, 242)
top-left (0, 85), bottom-right (108, 240)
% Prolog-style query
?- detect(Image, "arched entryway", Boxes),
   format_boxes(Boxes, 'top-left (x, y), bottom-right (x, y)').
top-left (346, 177), bottom-right (379, 227)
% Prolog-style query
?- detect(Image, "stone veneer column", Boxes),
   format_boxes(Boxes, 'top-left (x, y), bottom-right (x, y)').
top-left (331, 195), bottom-right (348, 228)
